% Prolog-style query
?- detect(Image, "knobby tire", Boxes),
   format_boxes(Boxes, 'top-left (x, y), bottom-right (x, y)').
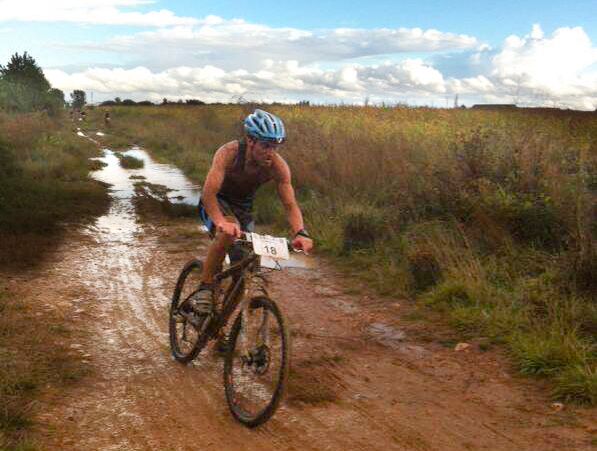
top-left (169, 258), bottom-right (209, 363)
top-left (223, 296), bottom-right (290, 427)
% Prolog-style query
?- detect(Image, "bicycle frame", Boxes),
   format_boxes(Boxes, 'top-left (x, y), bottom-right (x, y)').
top-left (170, 231), bottom-right (297, 426)
top-left (204, 245), bottom-right (268, 342)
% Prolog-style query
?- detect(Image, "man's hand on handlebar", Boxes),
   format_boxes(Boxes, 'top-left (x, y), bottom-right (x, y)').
top-left (292, 235), bottom-right (313, 253)
top-left (217, 220), bottom-right (241, 238)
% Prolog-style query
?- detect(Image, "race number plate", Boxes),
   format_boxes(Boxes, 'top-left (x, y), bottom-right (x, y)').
top-left (251, 233), bottom-right (289, 260)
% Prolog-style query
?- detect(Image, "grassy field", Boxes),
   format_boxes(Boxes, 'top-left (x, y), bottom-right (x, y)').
top-left (0, 111), bottom-right (110, 268)
top-left (0, 110), bottom-right (109, 450)
top-left (82, 103), bottom-right (597, 404)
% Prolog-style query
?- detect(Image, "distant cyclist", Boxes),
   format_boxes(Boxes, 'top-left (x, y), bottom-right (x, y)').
top-left (194, 109), bottom-right (314, 317)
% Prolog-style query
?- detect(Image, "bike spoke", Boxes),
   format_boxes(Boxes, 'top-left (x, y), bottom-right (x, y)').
top-left (169, 259), bottom-right (208, 362)
top-left (224, 298), bottom-right (289, 426)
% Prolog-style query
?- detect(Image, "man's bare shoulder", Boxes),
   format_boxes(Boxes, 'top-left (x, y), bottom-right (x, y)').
top-left (271, 153), bottom-right (291, 182)
top-left (213, 140), bottom-right (239, 169)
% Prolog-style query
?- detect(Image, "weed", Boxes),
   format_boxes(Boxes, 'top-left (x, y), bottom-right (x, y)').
top-left (423, 280), bottom-right (474, 308)
top-left (341, 204), bottom-right (388, 254)
top-left (118, 154), bottom-right (144, 169)
top-left (88, 159), bottom-right (107, 171)
top-left (0, 410), bottom-right (32, 431)
top-left (552, 365), bottom-right (597, 405)
top-left (408, 250), bottom-right (442, 292)
top-left (511, 331), bottom-right (594, 377)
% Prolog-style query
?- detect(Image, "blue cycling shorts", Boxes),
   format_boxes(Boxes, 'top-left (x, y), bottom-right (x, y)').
top-left (198, 196), bottom-right (255, 238)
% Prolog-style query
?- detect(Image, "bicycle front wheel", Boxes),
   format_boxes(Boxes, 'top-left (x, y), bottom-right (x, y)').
top-left (169, 258), bottom-right (209, 363)
top-left (224, 296), bottom-right (290, 427)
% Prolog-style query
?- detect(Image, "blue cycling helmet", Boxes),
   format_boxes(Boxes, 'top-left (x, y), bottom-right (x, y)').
top-left (243, 109), bottom-right (286, 144)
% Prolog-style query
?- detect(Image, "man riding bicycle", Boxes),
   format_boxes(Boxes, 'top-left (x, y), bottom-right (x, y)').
top-left (193, 109), bottom-right (314, 316)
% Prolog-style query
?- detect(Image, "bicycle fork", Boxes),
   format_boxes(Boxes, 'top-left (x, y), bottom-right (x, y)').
top-left (239, 275), bottom-right (270, 359)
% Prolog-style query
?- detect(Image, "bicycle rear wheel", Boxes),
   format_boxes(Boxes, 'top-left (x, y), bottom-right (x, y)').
top-left (224, 296), bottom-right (290, 427)
top-left (169, 259), bottom-right (209, 363)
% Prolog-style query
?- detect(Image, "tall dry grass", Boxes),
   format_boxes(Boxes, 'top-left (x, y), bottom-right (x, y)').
top-left (0, 111), bottom-right (110, 268)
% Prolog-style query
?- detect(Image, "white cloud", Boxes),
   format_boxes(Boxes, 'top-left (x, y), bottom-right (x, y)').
top-left (40, 21), bottom-right (597, 110)
top-left (0, 0), bottom-right (198, 26)
top-left (71, 17), bottom-right (478, 70)
top-left (447, 75), bottom-right (494, 93)
top-left (45, 58), bottom-right (451, 104)
top-left (492, 25), bottom-right (597, 98)
top-left (429, 25), bottom-right (596, 109)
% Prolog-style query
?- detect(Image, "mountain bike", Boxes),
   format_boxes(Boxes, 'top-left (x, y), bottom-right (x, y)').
top-left (169, 232), bottom-right (296, 427)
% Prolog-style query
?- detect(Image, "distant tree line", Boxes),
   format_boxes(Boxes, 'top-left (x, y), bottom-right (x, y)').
top-left (0, 52), bottom-right (65, 115)
top-left (100, 97), bottom-right (206, 107)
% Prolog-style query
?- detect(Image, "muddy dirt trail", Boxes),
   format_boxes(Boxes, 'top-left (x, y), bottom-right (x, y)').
top-left (12, 142), bottom-right (597, 450)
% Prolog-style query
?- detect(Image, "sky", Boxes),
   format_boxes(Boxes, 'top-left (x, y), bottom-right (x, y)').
top-left (0, 0), bottom-right (596, 109)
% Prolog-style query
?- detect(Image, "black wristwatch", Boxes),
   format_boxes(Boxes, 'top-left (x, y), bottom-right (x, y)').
top-left (294, 228), bottom-right (311, 239)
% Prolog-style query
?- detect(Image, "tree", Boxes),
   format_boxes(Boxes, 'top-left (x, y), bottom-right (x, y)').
top-left (70, 90), bottom-right (86, 109)
top-left (0, 52), bottom-right (53, 112)
top-left (45, 88), bottom-right (65, 116)
top-left (0, 52), bottom-right (50, 92)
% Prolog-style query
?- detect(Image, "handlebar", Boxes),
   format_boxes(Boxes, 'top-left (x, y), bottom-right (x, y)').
top-left (234, 231), bottom-right (305, 254)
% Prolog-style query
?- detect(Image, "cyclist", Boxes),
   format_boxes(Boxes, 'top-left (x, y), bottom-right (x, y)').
top-left (192, 109), bottom-right (314, 317)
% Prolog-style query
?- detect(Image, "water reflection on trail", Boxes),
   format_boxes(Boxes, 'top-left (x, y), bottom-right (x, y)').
top-left (79, 145), bottom-right (202, 373)
top-left (89, 147), bottom-right (199, 240)
top-left (93, 147), bottom-right (199, 204)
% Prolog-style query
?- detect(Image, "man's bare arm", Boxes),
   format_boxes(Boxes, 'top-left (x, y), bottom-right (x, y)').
top-left (202, 142), bottom-right (235, 228)
top-left (274, 157), bottom-right (305, 234)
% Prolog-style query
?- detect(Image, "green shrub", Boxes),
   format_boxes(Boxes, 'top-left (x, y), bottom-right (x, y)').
top-left (511, 331), bottom-right (594, 376)
top-left (118, 154), bottom-right (144, 169)
top-left (477, 184), bottom-right (567, 249)
top-left (341, 204), bottom-right (388, 254)
top-left (408, 250), bottom-right (442, 292)
top-left (423, 279), bottom-right (475, 307)
top-left (552, 365), bottom-right (597, 405)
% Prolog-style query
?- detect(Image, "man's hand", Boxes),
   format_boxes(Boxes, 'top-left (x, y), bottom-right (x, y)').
top-left (292, 235), bottom-right (313, 253)
top-left (217, 220), bottom-right (241, 238)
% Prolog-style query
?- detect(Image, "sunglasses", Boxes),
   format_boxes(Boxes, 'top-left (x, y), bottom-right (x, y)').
top-left (256, 139), bottom-right (284, 149)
